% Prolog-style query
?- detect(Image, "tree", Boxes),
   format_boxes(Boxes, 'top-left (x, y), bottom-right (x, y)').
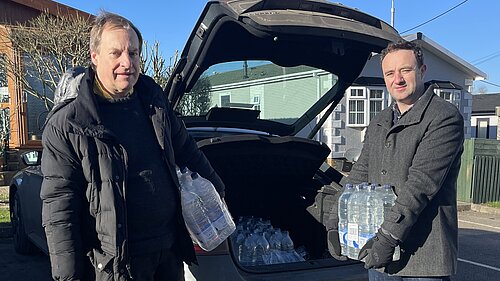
top-left (476, 86), bottom-right (488, 95)
top-left (140, 41), bottom-right (212, 116)
top-left (140, 40), bottom-right (178, 90)
top-left (1, 12), bottom-right (92, 111)
top-left (177, 75), bottom-right (212, 116)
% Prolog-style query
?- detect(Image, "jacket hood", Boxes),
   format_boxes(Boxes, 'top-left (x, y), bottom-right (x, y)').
top-left (53, 66), bottom-right (87, 107)
top-left (44, 66), bottom-right (94, 129)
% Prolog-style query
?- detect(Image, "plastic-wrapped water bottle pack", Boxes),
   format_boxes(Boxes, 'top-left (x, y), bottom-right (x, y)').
top-left (177, 167), bottom-right (236, 251)
top-left (231, 216), bottom-right (306, 266)
top-left (336, 183), bottom-right (400, 261)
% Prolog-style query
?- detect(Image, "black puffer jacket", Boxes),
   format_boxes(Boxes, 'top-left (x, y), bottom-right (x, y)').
top-left (40, 67), bottom-right (224, 280)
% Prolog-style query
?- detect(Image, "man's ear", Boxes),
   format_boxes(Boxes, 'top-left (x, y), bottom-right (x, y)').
top-left (91, 51), bottom-right (98, 67)
top-left (419, 64), bottom-right (427, 78)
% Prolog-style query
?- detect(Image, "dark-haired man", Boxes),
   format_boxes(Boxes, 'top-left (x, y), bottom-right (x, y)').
top-left (342, 41), bottom-right (463, 281)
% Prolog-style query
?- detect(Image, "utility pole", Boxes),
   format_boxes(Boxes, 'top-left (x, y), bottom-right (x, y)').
top-left (391, 0), bottom-right (395, 27)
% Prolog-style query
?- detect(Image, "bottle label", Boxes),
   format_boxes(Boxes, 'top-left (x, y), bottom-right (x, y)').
top-left (198, 225), bottom-right (218, 243)
top-left (358, 233), bottom-right (375, 248)
top-left (212, 215), bottom-right (229, 230)
top-left (347, 223), bottom-right (359, 248)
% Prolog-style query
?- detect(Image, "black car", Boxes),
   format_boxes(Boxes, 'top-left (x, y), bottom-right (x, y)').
top-left (10, 0), bottom-right (400, 280)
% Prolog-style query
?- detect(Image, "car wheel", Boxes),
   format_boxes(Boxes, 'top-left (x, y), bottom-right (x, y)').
top-left (11, 192), bottom-right (36, 254)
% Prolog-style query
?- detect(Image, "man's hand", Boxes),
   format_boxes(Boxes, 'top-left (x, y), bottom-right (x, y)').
top-left (327, 229), bottom-right (348, 261)
top-left (306, 184), bottom-right (347, 261)
top-left (358, 229), bottom-right (398, 269)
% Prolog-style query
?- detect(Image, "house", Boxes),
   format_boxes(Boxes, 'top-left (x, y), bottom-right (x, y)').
top-left (471, 93), bottom-right (500, 139)
top-left (0, 0), bottom-right (92, 157)
top-left (322, 32), bottom-right (487, 160)
top-left (201, 32), bottom-right (487, 164)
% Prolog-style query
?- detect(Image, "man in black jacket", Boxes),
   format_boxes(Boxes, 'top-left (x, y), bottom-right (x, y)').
top-left (40, 11), bottom-right (224, 281)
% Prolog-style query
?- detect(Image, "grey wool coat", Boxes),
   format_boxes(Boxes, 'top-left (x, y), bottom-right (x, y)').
top-left (341, 85), bottom-right (464, 276)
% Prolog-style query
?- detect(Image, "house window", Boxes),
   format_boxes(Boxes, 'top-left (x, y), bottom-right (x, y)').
top-left (350, 88), bottom-right (364, 97)
top-left (369, 89), bottom-right (384, 121)
top-left (251, 95), bottom-right (261, 112)
top-left (348, 100), bottom-right (365, 125)
top-left (476, 118), bottom-right (489, 139)
top-left (346, 86), bottom-right (387, 126)
top-left (220, 94), bottom-right (230, 107)
top-left (434, 89), bottom-right (461, 107)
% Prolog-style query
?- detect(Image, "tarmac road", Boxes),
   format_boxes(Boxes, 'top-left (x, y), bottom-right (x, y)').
top-left (0, 238), bottom-right (51, 281)
top-left (0, 209), bottom-right (499, 281)
top-left (452, 210), bottom-right (500, 281)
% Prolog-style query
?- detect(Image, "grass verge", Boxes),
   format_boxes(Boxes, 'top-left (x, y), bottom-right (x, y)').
top-left (0, 192), bottom-right (8, 202)
top-left (485, 201), bottom-right (500, 208)
top-left (0, 207), bottom-right (10, 224)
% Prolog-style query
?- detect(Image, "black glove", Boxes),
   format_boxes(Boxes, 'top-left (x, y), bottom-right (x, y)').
top-left (358, 229), bottom-right (398, 269)
top-left (306, 184), bottom-right (347, 261)
top-left (327, 229), bottom-right (348, 261)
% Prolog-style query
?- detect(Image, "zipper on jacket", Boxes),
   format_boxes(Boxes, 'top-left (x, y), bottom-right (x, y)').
top-left (118, 143), bottom-right (132, 278)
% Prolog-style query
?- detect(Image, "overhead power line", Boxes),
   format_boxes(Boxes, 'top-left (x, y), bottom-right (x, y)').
top-left (472, 50), bottom-right (500, 65)
top-left (478, 80), bottom-right (500, 89)
top-left (400, 0), bottom-right (469, 34)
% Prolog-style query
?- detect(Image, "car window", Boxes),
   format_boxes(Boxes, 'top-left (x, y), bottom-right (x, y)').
top-left (178, 60), bottom-right (338, 125)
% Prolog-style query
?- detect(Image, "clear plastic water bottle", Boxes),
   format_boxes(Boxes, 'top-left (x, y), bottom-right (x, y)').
top-left (347, 183), bottom-right (365, 259)
top-left (359, 184), bottom-right (383, 251)
top-left (233, 228), bottom-right (249, 258)
top-left (380, 184), bottom-right (397, 219)
top-left (281, 231), bottom-right (304, 263)
top-left (189, 172), bottom-right (236, 240)
top-left (180, 184), bottom-right (221, 251)
top-left (240, 232), bottom-right (257, 266)
top-left (379, 184), bottom-right (400, 261)
top-left (268, 229), bottom-right (284, 264)
top-left (252, 230), bottom-right (271, 265)
top-left (336, 183), bottom-right (354, 256)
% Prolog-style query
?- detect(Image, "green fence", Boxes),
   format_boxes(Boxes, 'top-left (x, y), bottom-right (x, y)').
top-left (457, 139), bottom-right (500, 204)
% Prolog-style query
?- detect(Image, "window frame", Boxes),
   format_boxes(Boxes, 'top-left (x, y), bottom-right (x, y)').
top-left (476, 118), bottom-right (490, 139)
top-left (434, 88), bottom-right (461, 108)
top-left (368, 87), bottom-right (386, 122)
top-left (346, 87), bottom-right (367, 127)
top-left (220, 94), bottom-right (231, 107)
top-left (346, 86), bottom-right (388, 127)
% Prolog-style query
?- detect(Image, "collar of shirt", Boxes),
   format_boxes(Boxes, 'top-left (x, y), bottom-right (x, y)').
top-left (392, 102), bottom-right (415, 124)
top-left (93, 75), bottom-right (133, 100)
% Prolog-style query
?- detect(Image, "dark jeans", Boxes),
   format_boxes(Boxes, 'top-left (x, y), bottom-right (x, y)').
top-left (94, 248), bottom-right (184, 281)
top-left (369, 269), bottom-right (451, 281)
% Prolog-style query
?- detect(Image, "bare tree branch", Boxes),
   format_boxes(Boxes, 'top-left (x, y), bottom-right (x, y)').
top-left (2, 12), bottom-right (92, 111)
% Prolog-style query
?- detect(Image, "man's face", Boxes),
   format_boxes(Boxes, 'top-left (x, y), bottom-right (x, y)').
top-left (382, 49), bottom-right (426, 108)
top-left (91, 26), bottom-right (140, 96)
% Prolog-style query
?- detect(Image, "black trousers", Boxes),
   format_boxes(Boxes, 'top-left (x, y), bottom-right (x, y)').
top-left (92, 248), bottom-right (185, 281)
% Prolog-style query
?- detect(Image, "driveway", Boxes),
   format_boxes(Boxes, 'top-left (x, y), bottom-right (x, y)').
top-left (0, 210), bottom-right (499, 281)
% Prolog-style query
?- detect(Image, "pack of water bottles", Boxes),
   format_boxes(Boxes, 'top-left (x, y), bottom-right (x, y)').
top-left (177, 167), bottom-right (236, 251)
top-left (230, 216), bottom-right (306, 266)
top-left (334, 183), bottom-right (400, 261)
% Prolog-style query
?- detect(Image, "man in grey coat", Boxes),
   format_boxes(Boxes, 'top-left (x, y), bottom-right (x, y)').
top-left (342, 41), bottom-right (464, 280)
